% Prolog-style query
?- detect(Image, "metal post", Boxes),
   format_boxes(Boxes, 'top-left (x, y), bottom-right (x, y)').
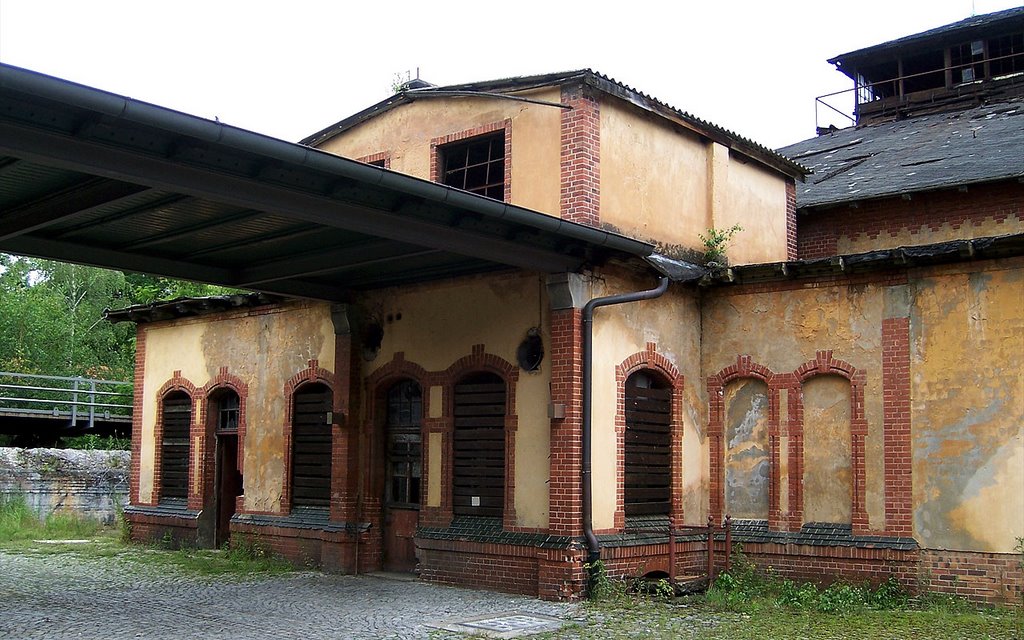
top-left (70, 377), bottom-right (79, 427)
top-left (668, 527), bottom-right (676, 583)
top-left (88, 379), bottom-right (96, 429)
top-left (707, 515), bottom-right (715, 581)
top-left (724, 515), bottom-right (732, 574)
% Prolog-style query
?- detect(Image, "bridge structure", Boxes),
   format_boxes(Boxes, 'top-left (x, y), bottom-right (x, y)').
top-left (0, 371), bottom-right (132, 446)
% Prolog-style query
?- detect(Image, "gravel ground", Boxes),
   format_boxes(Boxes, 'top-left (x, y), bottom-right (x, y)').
top-left (0, 549), bottom-right (580, 639)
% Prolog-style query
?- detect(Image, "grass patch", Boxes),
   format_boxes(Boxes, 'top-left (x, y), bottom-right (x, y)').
top-left (1, 494), bottom-right (293, 578)
top-left (0, 493), bottom-right (104, 541)
top-left (545, 549), bottom-right (1022, 639)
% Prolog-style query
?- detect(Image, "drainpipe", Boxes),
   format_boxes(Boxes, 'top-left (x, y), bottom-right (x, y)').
top-left (581, 276), bottom-right (669, 584)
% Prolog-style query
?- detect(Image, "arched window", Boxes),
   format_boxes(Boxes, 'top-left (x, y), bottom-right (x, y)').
top-left (290, 382), bottom-right (333, 509)
top-left (624, 371), bottom-right (672, 518)
top-left (386, 380), bottom-right (422, 507)
top-left (160, 390), bottom-right (192, 502)
top-left (452, 372), bottom-right (506, 518)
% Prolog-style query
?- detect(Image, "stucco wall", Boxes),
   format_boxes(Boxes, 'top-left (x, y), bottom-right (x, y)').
top-left (317, 88), bottom-right (563, 218)
top-left (590, 272), bottom-right (705, 529)
top-left (139, 302), bottom-right (336, 512)
top-left (702, 259), bottom-right (1024, 552)
top-left (600, 102), bottom-right (789, 265)
top-left (358, 272), bottom-right (552, 528)
top-left (910, 263), bottom-right (1024, 552)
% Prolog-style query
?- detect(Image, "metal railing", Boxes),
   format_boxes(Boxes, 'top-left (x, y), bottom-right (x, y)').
top-left (815, 49), bottom-right (1024, 130)
top-left (0, 371), bottom-right (133, 430)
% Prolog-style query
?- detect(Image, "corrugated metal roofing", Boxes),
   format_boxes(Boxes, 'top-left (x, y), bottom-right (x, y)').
top-left (776, 97), bottom-right (1024, 209)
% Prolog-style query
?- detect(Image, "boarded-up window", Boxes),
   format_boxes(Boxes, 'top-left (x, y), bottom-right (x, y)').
top-left (802, 375), bottom-right (852, 523)
top-left (386, 380), bottom-right (422, 507)
top-left (291, 383), bottom-right (333, 508)
top-left (724, 379), bottom-right (770, 520)
top-left (624, 371), bottom-right (672, 517)
top-left (453, 373), bottom-right (505, 518)
top-left (160, 391), bottom-right (192, 501)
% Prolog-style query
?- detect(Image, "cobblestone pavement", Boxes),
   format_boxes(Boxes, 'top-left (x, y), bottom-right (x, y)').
top-left (0, 550), bottom-right (579, 639)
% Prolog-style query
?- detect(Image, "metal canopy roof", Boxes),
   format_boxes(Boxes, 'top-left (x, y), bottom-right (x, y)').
top-left (0, 64), bottom-right (656, 302)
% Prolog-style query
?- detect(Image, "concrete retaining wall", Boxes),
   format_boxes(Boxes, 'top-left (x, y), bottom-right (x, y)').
top-left (0, 447), bottom-right (129, 525)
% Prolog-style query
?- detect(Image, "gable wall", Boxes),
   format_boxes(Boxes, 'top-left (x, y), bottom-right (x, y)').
top-left (316, 88), bottom-right (563, 218)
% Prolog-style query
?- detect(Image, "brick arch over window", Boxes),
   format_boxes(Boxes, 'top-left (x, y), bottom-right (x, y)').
top-left (791, 350), bottom-right (868, 533)
top-left (615, 343), bottom-right (684, 530)
top-left (707, 356), bottom-right (778, 527)
top-left (196, 368), bottom-right (249, 511)
top-left (281, 360), bottom-right (338, 513)
top-left (153, 372), bottom-right (198, 506)
top-left (442, 344), bottom-right (519, 528)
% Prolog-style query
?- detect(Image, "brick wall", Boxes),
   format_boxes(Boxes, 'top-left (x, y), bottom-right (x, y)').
top-left (797, 180), bottom-right (1024, 259)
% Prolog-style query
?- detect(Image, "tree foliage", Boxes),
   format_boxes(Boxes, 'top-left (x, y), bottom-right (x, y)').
top-left (0, 255), bottom-right (237, 381)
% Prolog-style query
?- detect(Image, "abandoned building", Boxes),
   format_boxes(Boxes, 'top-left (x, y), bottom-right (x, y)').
top-left (0, 8), bottom-right (1019, 604)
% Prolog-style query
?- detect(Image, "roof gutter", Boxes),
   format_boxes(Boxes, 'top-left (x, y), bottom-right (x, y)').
top-left (581, 276), bottom-right (669, 588)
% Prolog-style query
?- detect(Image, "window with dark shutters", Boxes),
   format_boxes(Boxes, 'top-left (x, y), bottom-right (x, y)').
top-left (624, 371), bottom-right (672, 518)
top-left (160, 391), bottom-right (192, 501)
top-left (290, 383), bottom-right (333, 508)
top-left (452, 373), bottom-right (506, 518)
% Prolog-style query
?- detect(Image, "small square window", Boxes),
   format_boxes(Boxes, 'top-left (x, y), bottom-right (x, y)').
top-left (439, 132), bottom-right (506, 201)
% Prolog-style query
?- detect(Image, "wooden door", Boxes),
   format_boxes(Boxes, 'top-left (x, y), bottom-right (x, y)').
top-left (382, 380), bottom-right (422, 572)
top-left (215, 433), bottom-right (241, 547)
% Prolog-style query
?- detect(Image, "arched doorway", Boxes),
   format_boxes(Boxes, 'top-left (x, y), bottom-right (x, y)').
top-left (383, 379), bottom-right (422, 572)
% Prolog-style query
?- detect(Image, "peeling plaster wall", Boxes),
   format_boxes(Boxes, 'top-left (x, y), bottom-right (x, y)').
top-left (358, 273), bottom-right (551, 528)
top-left (802, 375), bottom-right (853, 524)
top-left (703, 280), bottom-right (885, 531)
top-left (590, 272), bottom-right (705, 529)
top-left (140, 302), bottom-right (336, 512)
top-left (724, 378), bottom-right (770, 520)
top-left (910, 264), bottom-right (1024, 552)
top-left (702, 258), bottom-right (1023, 552)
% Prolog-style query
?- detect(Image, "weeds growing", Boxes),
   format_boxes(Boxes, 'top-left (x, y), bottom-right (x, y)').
top-left (0, 493), bottom-right (103, 541)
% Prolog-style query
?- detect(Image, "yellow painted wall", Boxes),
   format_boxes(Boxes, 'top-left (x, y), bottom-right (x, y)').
top-left (600, 103), bottom-right (789, 265)
top-left (590, 272), bottom-right (705, 529)
top-left (723, 378), bottom-right (770, 520)
top-left (910, 264), bottom-right (1024, 552)
top-left (139, 303), bottom-right (336, 512)
top-left (317, 88), bottom-right (563, 217)
top-left (722, 156), bottom-right (790, 264)
top-left (358, 272), bottom-right (552, 528)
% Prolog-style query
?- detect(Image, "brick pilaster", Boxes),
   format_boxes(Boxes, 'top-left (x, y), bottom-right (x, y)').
top-left (548, 308), bottom-right (583, 535)
top-left (882, 317), bottom-right (913, 536)
top-left (786, 179), bottom-right (798, 260)
top-left (560, 84), bottom-right (600, 227)
top-left (129, 326), bottom-right (146, 506)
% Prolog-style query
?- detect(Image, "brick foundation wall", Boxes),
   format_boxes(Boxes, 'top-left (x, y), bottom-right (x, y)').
top-left (920, 549), bottom-right (1023, 604)
top-left (797, 180), bottom-right (1024, 259)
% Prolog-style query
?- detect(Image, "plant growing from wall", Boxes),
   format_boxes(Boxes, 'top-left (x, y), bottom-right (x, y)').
top-left (699, 224), bottom-right (743, 266)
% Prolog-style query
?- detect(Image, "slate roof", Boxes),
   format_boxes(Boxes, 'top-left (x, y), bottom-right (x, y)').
top-left (777, 97), bottom-right (1024, 209)
top-left (301, 69), bottom-right (807, 180)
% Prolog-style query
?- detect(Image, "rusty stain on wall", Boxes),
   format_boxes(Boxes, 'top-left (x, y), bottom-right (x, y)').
top-left (724, 378), bottom-right (770, 519)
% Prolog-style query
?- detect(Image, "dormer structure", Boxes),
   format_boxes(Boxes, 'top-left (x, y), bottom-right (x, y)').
top-left (831, 6), bottom-right (1024, 125)
top-left (304, 70), bottom-right (807, 266)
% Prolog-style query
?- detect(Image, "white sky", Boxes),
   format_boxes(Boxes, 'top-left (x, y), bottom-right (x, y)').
top-left (0, 1), bottom-right (1021, 150)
